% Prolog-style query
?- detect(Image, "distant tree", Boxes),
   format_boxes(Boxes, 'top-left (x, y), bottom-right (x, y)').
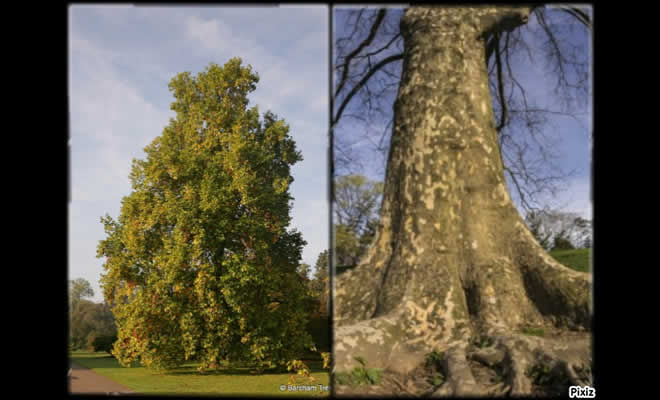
top-left (297, 262), bottom-right (312, 282)
top-left (70, 299), bottom-right (95, 350)
top-left (334, 175), bottom-right (384, 230)
top-left (553, 235), bottom-right (575, 251)
top-left (333, 175), bottom-right (383, 266)
top-left (335, 224), bottom-right (361, 266)
top-left (357, 218), bottom-right (378, 256)
top-left (69, 278), bottom-right (97, 349)
top-left (97, 58), bottom-right (313, 373)
top-left (310, 250), bottom-right (329, 316)
top-left (94, 303), bottom-right (117, 335)
top-left (92, 334), bottom-right (119, 355)
top-left (69, 278), bottom-right (94, 310)
top-left (525, 209), bottom-right (591, 250)
top-left (70, 300), bottom-right (116, 351)
top-left (87, 331), bottom-right (99, 351)
top-left (525, 210), bottom-right (555, 250)
top-left (295, 262), bottom-right (320, 322)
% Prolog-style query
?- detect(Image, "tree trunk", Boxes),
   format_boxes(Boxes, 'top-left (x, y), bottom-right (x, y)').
top-left (334, 6), bottom-right (592, 396)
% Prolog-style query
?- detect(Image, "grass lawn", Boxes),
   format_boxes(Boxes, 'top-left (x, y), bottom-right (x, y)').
top-left (549, 248), bottom-right (591, 273)
top-left (70, 351), bottom-right (329, 396)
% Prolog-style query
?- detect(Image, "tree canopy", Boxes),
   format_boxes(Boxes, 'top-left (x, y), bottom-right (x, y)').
top-left (97, 58), bottom-right (314, 372)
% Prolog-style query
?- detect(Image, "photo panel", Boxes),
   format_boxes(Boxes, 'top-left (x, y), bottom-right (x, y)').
top-left (68, 4), bottom-right (331, 396)
top-left (331, 5), bottom-right (593, 397)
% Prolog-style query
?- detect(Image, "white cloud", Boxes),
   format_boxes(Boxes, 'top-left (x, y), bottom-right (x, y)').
top-left (180, 13), bottom-right (326, 119)
top-left (517, 177), bottom-right (592, 220)
top-left (183, 15), bottom-right (233, 51)
top-left (555, 178), bottom-right (592, 219)
top-left (182, 14), bottom-right (269, 66)
top-left (70, 31), bottom-right (173, 202)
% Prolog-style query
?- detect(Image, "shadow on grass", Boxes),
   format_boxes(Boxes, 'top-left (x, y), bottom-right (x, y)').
top-left (71, 352), bottom-right (327, 376)
top-left (70, 353), bottom-right (139, 369)
top-left (166, 361), bottom-right (327, 376)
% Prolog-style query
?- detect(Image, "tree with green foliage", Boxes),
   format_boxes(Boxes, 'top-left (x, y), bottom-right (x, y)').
top-left (553, 235), bottom-right (575, 251)
top-left (69, 278), bottom-right (94, 310)
top-left (70, 300), bottom-right (116, 350)
top-left (97, 58), bottom-right (314, 372)
top-left (335, 224), bottom-right (361, 267)
top-left (91, 334), bottom-right (119, 355)
top-left (297, 262), bottom-right (312, 282)
top-left (69, 278), bottom-right (99, 349)
top-left (296, 262), bottom-right (319, 319)
top-left (310, 250), bottom-right (329, 316)
top-left (333, 175), bottom-right (383, 266)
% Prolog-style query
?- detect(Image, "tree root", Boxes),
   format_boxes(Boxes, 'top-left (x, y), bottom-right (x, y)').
top-left (438, 346), bottom-right (486, 396)
top-left (334, 220), bottom-right (592, 397)
top-left (470, 346), bottom-right (505, 367)
top-left (335, 325), bottom-right (591, 397)
top-left (513, 220), bottom-right (592, 330)
top-left (466, 330), bottom-right (591, 397)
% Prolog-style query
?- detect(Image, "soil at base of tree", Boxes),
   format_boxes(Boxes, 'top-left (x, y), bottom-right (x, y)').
top-left (335, 328), bottom-right (590, 397)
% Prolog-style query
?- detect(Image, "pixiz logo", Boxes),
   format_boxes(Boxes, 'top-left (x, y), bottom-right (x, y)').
top-left (569, 386), bottom-right (596, 398)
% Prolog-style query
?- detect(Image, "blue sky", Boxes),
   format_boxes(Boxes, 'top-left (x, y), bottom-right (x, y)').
top-left (333, 6), bottom-right (592, 220)
top-left (69, 5), bottom-right (328, 303)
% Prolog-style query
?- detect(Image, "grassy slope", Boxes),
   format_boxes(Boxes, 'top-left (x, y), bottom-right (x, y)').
top-left (549, 248), bottom-right (591, 273)
top-left (70, 351), bottom-right (329, 396)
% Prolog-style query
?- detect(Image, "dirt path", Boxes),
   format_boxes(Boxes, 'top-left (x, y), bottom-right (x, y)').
top-left (69, 362), bottom-right (136, 395)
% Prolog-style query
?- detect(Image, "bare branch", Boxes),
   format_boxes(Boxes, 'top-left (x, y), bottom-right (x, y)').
top-left (358, 32), bottom-right (402, 61)
top-left (335, 9), bottom-right (388, 99)
top-left (556, 6), bottom-right (591, 29)
top-left (332, 53), bottom-right (403, 128)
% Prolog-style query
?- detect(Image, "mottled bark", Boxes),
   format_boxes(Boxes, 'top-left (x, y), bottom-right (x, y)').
top-left (334, 6), bottom-right (591, 396)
